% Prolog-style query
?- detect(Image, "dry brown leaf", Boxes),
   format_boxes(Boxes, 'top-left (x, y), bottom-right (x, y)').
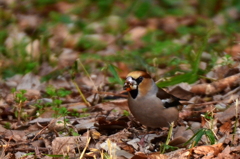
top-left (38, 108), bottom-right (55, 118)
top-left (80, 72), bottom-right (106, 89)
top-left (193, 143), bottom-right (223, 157)
top-left (89, 129), bottom-right (101, 140)
top-left (4, 130), bottom-right (28, 142)
top-left (147, 18), bottom-right (159, 30)
top-left (225, 44), bottom-right (240, 61)
top-left (169, 136), bottom-right (188, 147)
top-left (58, 49), bottom-right (79, 69)
top-left (147, 152), bottom-right (168, 159)
top-left (94, 99), bottom-right (128, 116)
top-left (66, 102), bottom-right (88, 113)
top-left (159, 16), bottom-right (179, 33)
top-left (50, 24), bottom-right (77, 48)
top-left (216, 145), bottom-right (233, 159)
top-left (132, 152), bottom-right (168, 159)
top-left (215, 103), bottom-right (239, 124)
top-left (128, 27), bottom-right (147, 41)
top-left (75, 118), bottom-right (96, 131)
top-left (170, 126), bottom-right (194, 147)
top-left (48, 119), bottom-right (67, 132)
top-left (52, 136), bottom-right (88, 155)
top-left (165, 148), bottom-right (189, 159)
top-left (54, 1), bottom-right (74, 13)
top-left (169, 85), bottom-right (194, 100)
top-left (5, 93), bottom-right (15, 104)
top-left (17, 73), bottom-right (41, 90)
top-left (48, 78), bottom-right (72, 90)
top-left (231, 145), bottom-right (240, 155)
top-left (24, 89), bottom-right (41, 100)
top-left (206, 65), bottom-right (233, 80)
top-left (96, 116), bottom-right (128, 130)
top-left (219, 120), bottom-right (232, 135)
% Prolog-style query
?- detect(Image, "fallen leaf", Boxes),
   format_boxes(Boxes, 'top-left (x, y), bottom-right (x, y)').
top-left (219, 120), bottom-right (232, 135)
top-left (17, 73), bottom-right (41, 90)
top-left (193, 143), bottom-right (223, 157)
top-left (52, 136), bottom-right (88, 155)
top-left (215, 103), bottom-right (239, 124)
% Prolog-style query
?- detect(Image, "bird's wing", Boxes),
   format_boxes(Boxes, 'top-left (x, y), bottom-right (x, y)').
top-left (156, 88), bottom-right (181, 108)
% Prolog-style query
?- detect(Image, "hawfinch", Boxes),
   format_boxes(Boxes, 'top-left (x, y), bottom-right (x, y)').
top-left (123, 71), bottom-right (180, 128)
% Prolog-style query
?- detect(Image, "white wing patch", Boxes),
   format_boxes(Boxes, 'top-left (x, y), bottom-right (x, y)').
top-left (161, 98), bottom-right (173, 104)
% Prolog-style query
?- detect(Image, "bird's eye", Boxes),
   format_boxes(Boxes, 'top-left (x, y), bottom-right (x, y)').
top-left (136, 76), bottom-right (143, 83)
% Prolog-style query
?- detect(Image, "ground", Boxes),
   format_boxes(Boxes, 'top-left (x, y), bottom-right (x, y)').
top-left (0, 0), bottom-right (240, 158)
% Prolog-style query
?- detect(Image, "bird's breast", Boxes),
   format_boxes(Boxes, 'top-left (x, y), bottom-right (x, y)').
top-left (128, 96), bottom-right (178, 128)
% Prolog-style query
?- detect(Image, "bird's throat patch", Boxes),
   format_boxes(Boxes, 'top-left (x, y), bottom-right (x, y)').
top-left (129, 89), bottom-right (138, 99)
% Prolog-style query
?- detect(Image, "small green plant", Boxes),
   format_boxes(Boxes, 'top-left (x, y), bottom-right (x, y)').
top-left (184, 128), bottom-right (216, 148)
top-left (69, 128), bottom-right (79, 136)
top-left (160, 144), bottom-right (178, 153)
top-left (68, 108), bottom-right (89, 118)
top-left (68, 109), bottom-right (79, 117)
top-left (12, 88), bottom-right (27, 122)
top-left (45, 86), bottom-right (71, 118)
top-left (13, 89), bottom-right (27, 104)
top-left (79, 113), bottom-right (90, 118)
top-left (46, 86), bottom-right (71, 98)
top-left (4, 122), bottom-right (11, 129)
top-left (57, 107), bottom-right (69, 118)
top-left (35, 100), bottom-right (46, 116)
top-left (184, 111), bottom-right (216, 148)
top-left (44, 86), bottom-right (76, 135)
top-left (123, 110), bottom-right (130, 116)
top-left (219, 54), bottom-right (234, 66)
top-left (82, 108), bottom-right (88, 113)
top-left (78, 108), bottom-right (90, 118)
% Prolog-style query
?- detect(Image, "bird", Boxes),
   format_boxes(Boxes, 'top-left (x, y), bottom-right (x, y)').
top-left (123, 71), bottom-right (181, 128)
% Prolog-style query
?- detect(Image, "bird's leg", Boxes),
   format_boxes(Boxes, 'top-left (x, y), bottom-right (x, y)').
top-left (137, 126), bottom-right (155, 152)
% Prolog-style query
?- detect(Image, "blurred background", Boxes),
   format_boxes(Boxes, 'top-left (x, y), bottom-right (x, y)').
top-left (0, 0), bottom-right (240, 86)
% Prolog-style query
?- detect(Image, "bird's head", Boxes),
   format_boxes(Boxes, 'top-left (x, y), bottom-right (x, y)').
top-left (123, 71), bottom-right (153, 98)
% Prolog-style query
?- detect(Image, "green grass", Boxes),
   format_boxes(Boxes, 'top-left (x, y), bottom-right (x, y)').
top-left (0, 0), bottom-right (239, 85)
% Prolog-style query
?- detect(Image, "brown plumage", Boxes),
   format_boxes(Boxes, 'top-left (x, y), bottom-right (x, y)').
top-left (123, 71), bottom-right (180, 128)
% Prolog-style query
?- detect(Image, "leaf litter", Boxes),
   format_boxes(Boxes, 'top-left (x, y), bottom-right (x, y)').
top-left (1, 1), bottom-right (240, 159)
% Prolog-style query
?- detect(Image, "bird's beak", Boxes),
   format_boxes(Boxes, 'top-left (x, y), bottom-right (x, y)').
top-left (123, 83), bottom-right (132, 92)
top-left (123, 77), bottom-right (137, 92)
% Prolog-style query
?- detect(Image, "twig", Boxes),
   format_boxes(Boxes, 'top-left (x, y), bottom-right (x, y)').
top-left (31, 122), bottom-right (50, 141)
top-left (223, 86), bottom-right (240, 98)
top-left (72, 80), bottom-right (91, 107)
top-left (191, 73), bottom-right (240, 95)
top-left (78, 59), bottom-right (97, 91)
top-left (232, 99), bottom-right (238, 146)
top-left (79, 136), bottom-right (91, 159)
